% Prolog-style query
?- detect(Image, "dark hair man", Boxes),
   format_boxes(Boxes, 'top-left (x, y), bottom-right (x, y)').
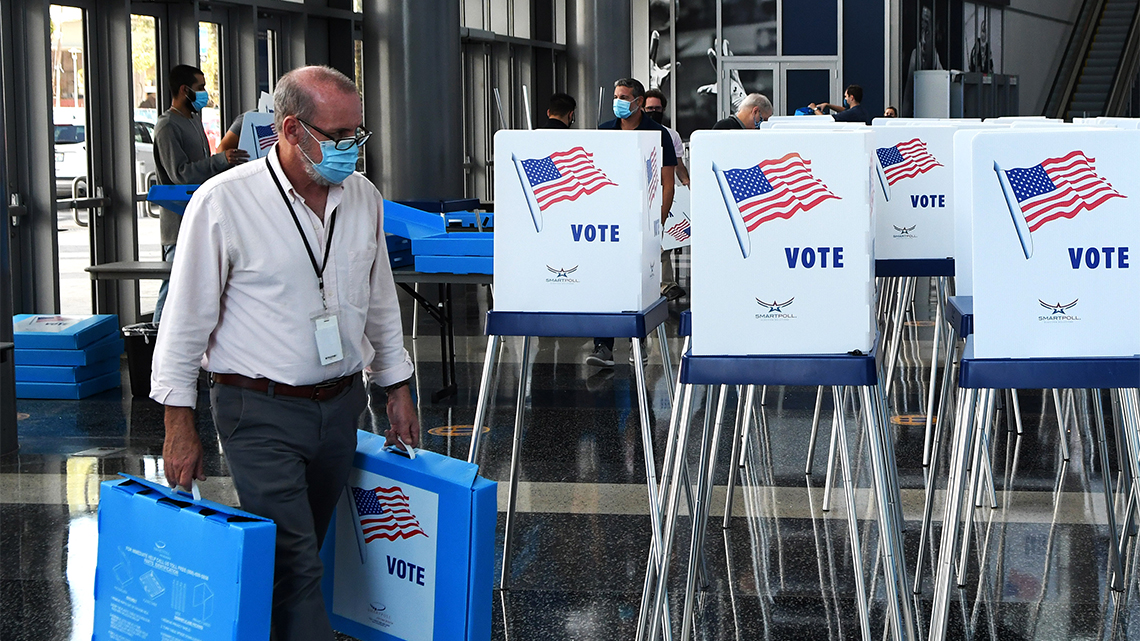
top-left (152, 64), bottom-right (248, 321)
top-left (152, 66), bottom-right (418, 641)
top-left (544, 92), bottom-right (576, 128)
top-left (642, 87), bottom-right (690, 301)
top-left (588, 78), bottom-right (678, 367)
top-left (810, 84), bottom-right (871, 125)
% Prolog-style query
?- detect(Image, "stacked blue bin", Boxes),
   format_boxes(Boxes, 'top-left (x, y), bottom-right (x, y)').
top-left (12, 314), bottom-right (123, 399)
top-left (386, 199), bottom-right (493, 274)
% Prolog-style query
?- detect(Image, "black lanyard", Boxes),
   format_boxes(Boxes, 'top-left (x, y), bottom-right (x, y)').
top-left (266, 157), bottom-right (338, 304)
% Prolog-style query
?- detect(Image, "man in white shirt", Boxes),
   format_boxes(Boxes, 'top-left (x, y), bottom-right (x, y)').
top-left (150, 65), bottom-right (418, 641)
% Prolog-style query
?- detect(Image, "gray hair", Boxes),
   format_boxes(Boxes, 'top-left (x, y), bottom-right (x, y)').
top-left (274, 66), bottom-right (359, 131)
top-left (613, 77), bottom-right (646, 99)
top-left (741, 93), bottom-right (773, 116)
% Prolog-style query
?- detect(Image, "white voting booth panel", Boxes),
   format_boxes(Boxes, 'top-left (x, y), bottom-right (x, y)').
top-left (662, 185), bottom-right (691, 250)
top-left (688, 130), bottom-right (876, 356)
top-left (493, 130), bottom-right (661, 313)
top-left (873, 125), bottom-right (955, 260)
top-left (966, 129), bottom-right (1140, 358)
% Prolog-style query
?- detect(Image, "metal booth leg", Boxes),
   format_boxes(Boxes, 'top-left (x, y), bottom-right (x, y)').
top-left (681, 385), bottom-right (727, 639)
top-left (657, 324), bottom-right (675, 407)
top-left (929, 387), bottom-right (980, 641)
top-left (468, 334), bottom-right (502, 464)
top-left (1092, 389), bottom-right (1127, 592)
top-left (723, 385), bottom-right (754, 528)
top-left (647, 384), bottom-right (696, 641)
top-left (805, 385), bottom-right (826, 475)
top-left (634, 338), bottom-right (674, 641)
top-left (833, 386), bottom-right (873, 641)
top-left (500, 336), bottom-right (533, 590)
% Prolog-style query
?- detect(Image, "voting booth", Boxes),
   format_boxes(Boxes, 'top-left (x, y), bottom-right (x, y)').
top-left (872, 125), bottom-right (956, 267)
top-left (961, 129), bottom-right (1140, 359)
top-left (321, 430), bottom-right (496, 641)
top-left (493, 130), bottom-right (662, 313)
top-left (687, 130), bottom-right (876, 355)
top-left (662, 185), bottom-right (691, 250)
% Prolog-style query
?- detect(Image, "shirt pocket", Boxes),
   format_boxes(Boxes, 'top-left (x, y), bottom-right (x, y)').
top-left (346, 247), bottom-right (376, 308)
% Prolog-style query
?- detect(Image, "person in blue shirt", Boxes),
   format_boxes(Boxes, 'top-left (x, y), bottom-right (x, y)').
top-left (810, 85), bottom-right (872, 125)
top-left (587, 78), bottom-right (677, 368)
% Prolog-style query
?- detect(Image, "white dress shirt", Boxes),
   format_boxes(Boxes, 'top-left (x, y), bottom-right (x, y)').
top-left (150, 148), bottom-right (414, 409)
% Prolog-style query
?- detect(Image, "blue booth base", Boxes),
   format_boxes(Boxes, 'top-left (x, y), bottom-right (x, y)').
top-left (680, 351), bottom-right (878, 387)
top-left (947, 295), bottom-right (973, 338)
top-left (959, 338), bottom-right (1140, 390)
top-left (485, 297), bottom-right (668, 338)
top-left (875, 258), bottom-right (954, 278)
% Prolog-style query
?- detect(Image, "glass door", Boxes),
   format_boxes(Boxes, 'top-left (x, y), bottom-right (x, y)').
top-left (782, 62), bottom-right (839, 117)
top-left (130, 11), bottom-right (162, 316)
top-left (719, 60), bottom-right (776, 120)
top-left (720, 60), bottom-right (839, 118)
top-left (50, 3), bottom-right (95, 314)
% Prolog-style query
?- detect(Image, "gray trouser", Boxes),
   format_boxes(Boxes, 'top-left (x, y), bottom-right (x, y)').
top-left (210, 376), bottom-right (366, 641)
top-left (661, 249), bottom-right (676, 287)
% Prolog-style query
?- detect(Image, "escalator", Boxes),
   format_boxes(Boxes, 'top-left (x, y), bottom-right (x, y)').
top-left (1045, 0), bottom-right (1140, 119)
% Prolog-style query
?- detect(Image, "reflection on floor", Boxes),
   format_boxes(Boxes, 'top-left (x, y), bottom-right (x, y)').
top-left (3, 275), bottom-right (1139, 640)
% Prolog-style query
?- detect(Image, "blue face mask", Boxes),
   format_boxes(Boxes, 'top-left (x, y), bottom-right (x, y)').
top-left (613, 98), bottom-right (636, 120)
top-left (301, 125), bottom-right (358, 184)
top-left (843, 98), bottom-right (850, 109)
top-left (192, 90), bottom-right (209, 112)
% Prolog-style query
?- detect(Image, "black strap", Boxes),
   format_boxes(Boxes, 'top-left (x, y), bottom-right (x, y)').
top-left (265, 157), bottom-right (338, 299)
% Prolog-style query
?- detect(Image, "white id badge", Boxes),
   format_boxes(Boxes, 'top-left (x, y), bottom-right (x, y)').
top-left (312, 313), bottom-right (344, 365)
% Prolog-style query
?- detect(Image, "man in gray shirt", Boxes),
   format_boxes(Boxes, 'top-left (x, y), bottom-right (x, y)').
top-left (152, 64), bottom-right (247, 321)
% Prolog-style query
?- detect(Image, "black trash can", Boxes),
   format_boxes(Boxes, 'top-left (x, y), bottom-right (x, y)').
top-left (122, 323), bottom-right (159, 398)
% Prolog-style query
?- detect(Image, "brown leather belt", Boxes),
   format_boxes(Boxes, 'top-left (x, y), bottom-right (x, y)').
top-left (210, 372), bottom-right (358, 401)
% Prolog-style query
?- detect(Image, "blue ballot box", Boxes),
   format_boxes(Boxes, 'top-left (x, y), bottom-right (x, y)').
top-left (321, 431), bottom-right (496, 641)
top-left (13, 313), bottom-right (117, 350)
top-left (93, 475), bottom-right (276, 641)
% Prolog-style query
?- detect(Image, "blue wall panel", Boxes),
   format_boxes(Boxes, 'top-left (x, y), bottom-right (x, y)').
top-left (844, 0), bottom-right (885, 117)
top-left (783, 0), bottom-right (837, 56)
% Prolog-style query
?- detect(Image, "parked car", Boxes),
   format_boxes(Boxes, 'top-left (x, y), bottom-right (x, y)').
top-left (54, 120), bottom-right (157, 200)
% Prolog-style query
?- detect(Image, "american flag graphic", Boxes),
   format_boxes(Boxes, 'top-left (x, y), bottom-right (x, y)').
top-left (646, 147), bottom-right (660, 205)
top-left (1001, 151), bottom-right (1125, 232)
top-left (666, 217), bottom-right (690, 241)
top-left (351, 485), bottom-right (428, 543)
top-left (876, 138), bottom-right (942, 185)
top-left (520, 147), bottom-right (617, 211)
top-left (722, 153), bottom-right (840, 231)
top-left (253, 123), bottom-right (278, 151)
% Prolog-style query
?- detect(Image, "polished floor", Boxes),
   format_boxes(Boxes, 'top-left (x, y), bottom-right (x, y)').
top-left (3, 271), bottom-right (1140, 640)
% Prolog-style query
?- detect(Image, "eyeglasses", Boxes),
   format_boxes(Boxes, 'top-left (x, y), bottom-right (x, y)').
top-left (298, 118), bottom-right (372, 151)
top-left (643, 106), bottom-right (665, 113)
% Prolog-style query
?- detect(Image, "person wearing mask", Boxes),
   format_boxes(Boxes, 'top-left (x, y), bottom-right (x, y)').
top-left (811, 85), bottom-right (872, 125)
top-left (713, 93), bottom-right (773, 129)
top-left (152, 64), bottom-right (248, 321)
top-left (642, 88), bottom-right (689, 302)
top-left (589, 78), bottom-right (677, 367)
top-left (884, 105), bottom-right (899, 118)
top-left (543, 92), bottom-right (576, 129)
top-left (151, 65), bottom-right (418, 641)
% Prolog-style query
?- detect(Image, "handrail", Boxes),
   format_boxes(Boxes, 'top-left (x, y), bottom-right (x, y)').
top-left (1044, 0), bottom-right (1107, 117)
top-left (1105, 3), bottom-right (1140, 114)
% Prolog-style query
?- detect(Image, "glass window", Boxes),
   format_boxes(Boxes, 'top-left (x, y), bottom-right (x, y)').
top-left (198, 22), bottom-right (223, 153)
top-left (51, 4), bottom-right (93, 313)
top-left (721, 0), bottom-right (776, 56)
top-left (132, 14), bottom-right (162, 314)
